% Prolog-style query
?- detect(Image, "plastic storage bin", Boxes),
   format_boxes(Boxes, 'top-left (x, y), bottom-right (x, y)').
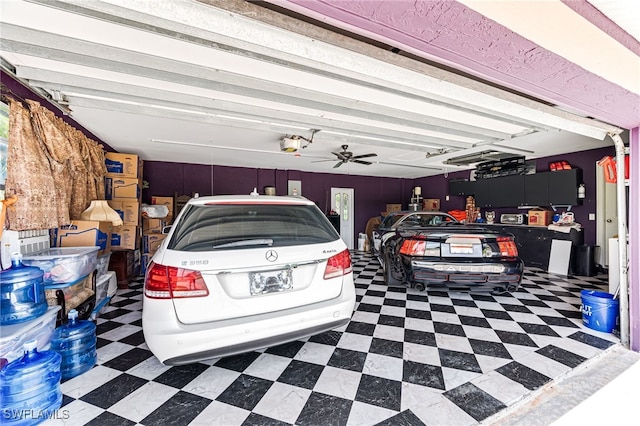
top-left (51, 309), bottom-right (97, 380)
top-left (95, 272), bottom-right (110, 303)
top-left (1, 306), bottom-right (61, 365)
top-left (22, 246), bottom-right (100, 285)
top-left (0, 253), bottom-right (48, 326)
top-left (45, 274), bottom-right (94, 305)
top-left (0, 340), bottom-right (62, 425)
top-left (96, 252), bottom-right (112, 277)
top-left (105, 271), bottom-right (117, 298)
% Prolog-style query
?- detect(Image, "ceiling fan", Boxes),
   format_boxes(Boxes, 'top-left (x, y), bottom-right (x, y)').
top-left (314, 144), bottom-right (378, 168)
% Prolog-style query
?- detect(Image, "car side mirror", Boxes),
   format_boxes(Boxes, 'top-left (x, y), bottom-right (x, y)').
top-left (162, 225), bottom-right (172, 234)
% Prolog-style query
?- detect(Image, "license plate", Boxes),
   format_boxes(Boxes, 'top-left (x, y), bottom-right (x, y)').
top-left (249, 269), bottom-right (293, 295)
top-left (450, 244), bottom-right (474, 254)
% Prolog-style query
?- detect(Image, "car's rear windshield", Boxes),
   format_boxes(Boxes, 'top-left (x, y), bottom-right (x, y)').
top-left (168, 203), bottom-right (340, 251)
top-left (382, 213), bottom-right (457, 228)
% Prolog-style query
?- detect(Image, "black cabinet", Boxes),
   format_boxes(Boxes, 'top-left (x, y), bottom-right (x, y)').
top-left (448, 169), bottom-right (583, 208)
top-left (548, 169), bottom-right (583, 205)
top-left (449, 179), bottom-right (475, 196)
top-left (523, 173), bottom-right (549, 206)
top-left (327, 214), bottom-right (340, 233)
top-left (488, 224), bottom-right (583, 270)
top-left (475, 175), bottom-right (524, 208)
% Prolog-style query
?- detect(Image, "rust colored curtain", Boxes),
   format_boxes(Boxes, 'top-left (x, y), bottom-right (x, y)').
top-left (5, 99), bottom-right (59, 230)
top-left (5, 98), bottom-right (107, 231)
top-left (27, 100), bottom-right (73, 225)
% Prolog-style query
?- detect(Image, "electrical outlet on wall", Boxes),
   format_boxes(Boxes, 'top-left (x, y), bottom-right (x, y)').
top-left (589, 213), bottom-right (596, 221)
top-left (445, 195), bottom-right (450, 201)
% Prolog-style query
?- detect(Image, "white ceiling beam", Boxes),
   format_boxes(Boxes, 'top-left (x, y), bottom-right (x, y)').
top-left (24, 0), bottom-right (618, 139)
top-left (0, 25), bottom-right (518, 141)
top-left (3, 0), bottom-right (617, 141)
top-left (19, 67), bottom-right (486, 150)
top-left (56, 95), bottom-right (464, 154)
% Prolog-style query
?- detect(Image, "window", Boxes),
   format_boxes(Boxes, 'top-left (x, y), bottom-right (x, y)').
top-left (169, 204), bottom-right (339, 251)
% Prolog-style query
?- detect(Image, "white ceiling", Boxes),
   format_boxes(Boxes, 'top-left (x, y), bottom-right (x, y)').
top-left (0, 0), bottom-right (625, 179)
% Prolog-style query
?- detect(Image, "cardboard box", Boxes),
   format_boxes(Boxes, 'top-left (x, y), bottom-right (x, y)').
top-left (142, 234), bottom-right (167, 254)
top-left (151, 196), bottom-right (174, 221)
top-left (105, 177), bottom-right (141, 200)
top-left (108, 199), bottom-right (140, 225)
top-left (423, 198), bottom-right (441, 211)
top-left (386, 204), bottom-right (402, 213)
top-left (528, 209), bottom-right (553, 227)
top-left (111, 225), bottom-right (140, 250)
top-left (142, 217), bottom-right (167, 234)
top-left (105, 153), bottom-right (143, 178)
top-left (53, 220), bottom-right (113, 255)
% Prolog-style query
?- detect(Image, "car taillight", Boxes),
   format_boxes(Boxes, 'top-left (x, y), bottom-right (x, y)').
top-left (497, 237), bottom-right (518, 257)
top-left (400, 240), bottom-right (426, 256)
top-left (400, 239), bottom-right (440, 256)
top-left (324, 249), bottom-right (353, 279)
top-left (144, 262), bottom-right (209, 299)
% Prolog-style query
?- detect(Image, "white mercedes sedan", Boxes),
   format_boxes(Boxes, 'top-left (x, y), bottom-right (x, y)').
top-left (142, 194), bottom-right (355, 365)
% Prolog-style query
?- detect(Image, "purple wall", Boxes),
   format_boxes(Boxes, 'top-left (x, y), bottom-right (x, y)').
top-left (144, 145), bottom-right (614, 247)
top-left (414, 146), bottom-right (617, 246)
top-left (143, 162), bottom-right (415, 244)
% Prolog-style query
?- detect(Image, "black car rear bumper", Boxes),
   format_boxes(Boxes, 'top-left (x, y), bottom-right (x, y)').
top-left (405, 257), bottom-right (524, 286)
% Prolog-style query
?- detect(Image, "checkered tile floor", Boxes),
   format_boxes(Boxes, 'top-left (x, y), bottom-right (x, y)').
top-left (44, 252), bottom-right (619, 426)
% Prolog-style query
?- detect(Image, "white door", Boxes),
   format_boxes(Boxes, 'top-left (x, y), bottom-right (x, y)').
top-left (331, 188), bottom-right (355, 249)
top-left (596, 164), bottom-right (618, 267)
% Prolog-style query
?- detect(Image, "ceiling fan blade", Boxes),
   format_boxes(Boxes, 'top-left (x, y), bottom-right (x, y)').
top-left (332, 152), bottom-right (348, 161)
top-left (333, 161), bottom-right (344, 168)
top-left (352, 153), bottom-right (377, 160)
top-left (311, 159), bottom-right (337, 163)
top-left (352, 160), bottom-right (373, 165)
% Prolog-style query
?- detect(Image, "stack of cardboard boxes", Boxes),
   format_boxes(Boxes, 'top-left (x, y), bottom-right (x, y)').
top-left (104, 153), bottom-right (143, 286)
top-left (140, 196), bottom-right (173, 275)
top-left (105, 153), bottom-right (143, 251)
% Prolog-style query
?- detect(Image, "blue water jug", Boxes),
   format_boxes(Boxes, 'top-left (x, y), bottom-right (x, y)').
top-left (1, 253), bottom-right (48, 325)
top-left (51, 309), bottom-right (97, 380)
top-left (0, 339), bottom-right (62, 425)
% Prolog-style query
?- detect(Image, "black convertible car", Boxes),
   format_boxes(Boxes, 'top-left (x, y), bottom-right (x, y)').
top-left (372, 211), bottom-right (524, 293)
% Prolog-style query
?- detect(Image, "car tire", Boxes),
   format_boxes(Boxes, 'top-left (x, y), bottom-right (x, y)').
top-left (383, 253), bottom-right (402, 286)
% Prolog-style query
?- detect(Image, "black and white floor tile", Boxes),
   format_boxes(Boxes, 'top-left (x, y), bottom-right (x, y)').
top-left (44, 252), bottom-right (619, 425)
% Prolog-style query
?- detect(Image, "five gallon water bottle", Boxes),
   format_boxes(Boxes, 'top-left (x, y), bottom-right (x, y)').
top-left (51, 309), bottom-right (97, 380)
top-left (0, 339), bottom-right (62, 425)
top-left (0, 253), bottom-right (48, 325)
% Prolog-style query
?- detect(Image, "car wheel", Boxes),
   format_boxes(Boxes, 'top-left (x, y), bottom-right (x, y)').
top-left (383, 253), bottom-right (401, 286)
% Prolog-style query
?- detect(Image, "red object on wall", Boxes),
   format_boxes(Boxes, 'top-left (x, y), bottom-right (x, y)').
top-left (625, 154), bottom-right (630, 180)
top-left (598, 155), bottom-right (629, 183)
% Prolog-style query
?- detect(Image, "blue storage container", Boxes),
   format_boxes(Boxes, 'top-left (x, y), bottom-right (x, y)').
top-left (0, 339), bottom-right (62, 425)
top-left (51, 309), bottom-right (97, 380)
top-left (0, 253), bottom-right (48, 326)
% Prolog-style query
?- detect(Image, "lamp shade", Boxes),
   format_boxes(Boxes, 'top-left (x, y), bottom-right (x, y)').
top-left (80, 200), bottom-right (123, 226)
